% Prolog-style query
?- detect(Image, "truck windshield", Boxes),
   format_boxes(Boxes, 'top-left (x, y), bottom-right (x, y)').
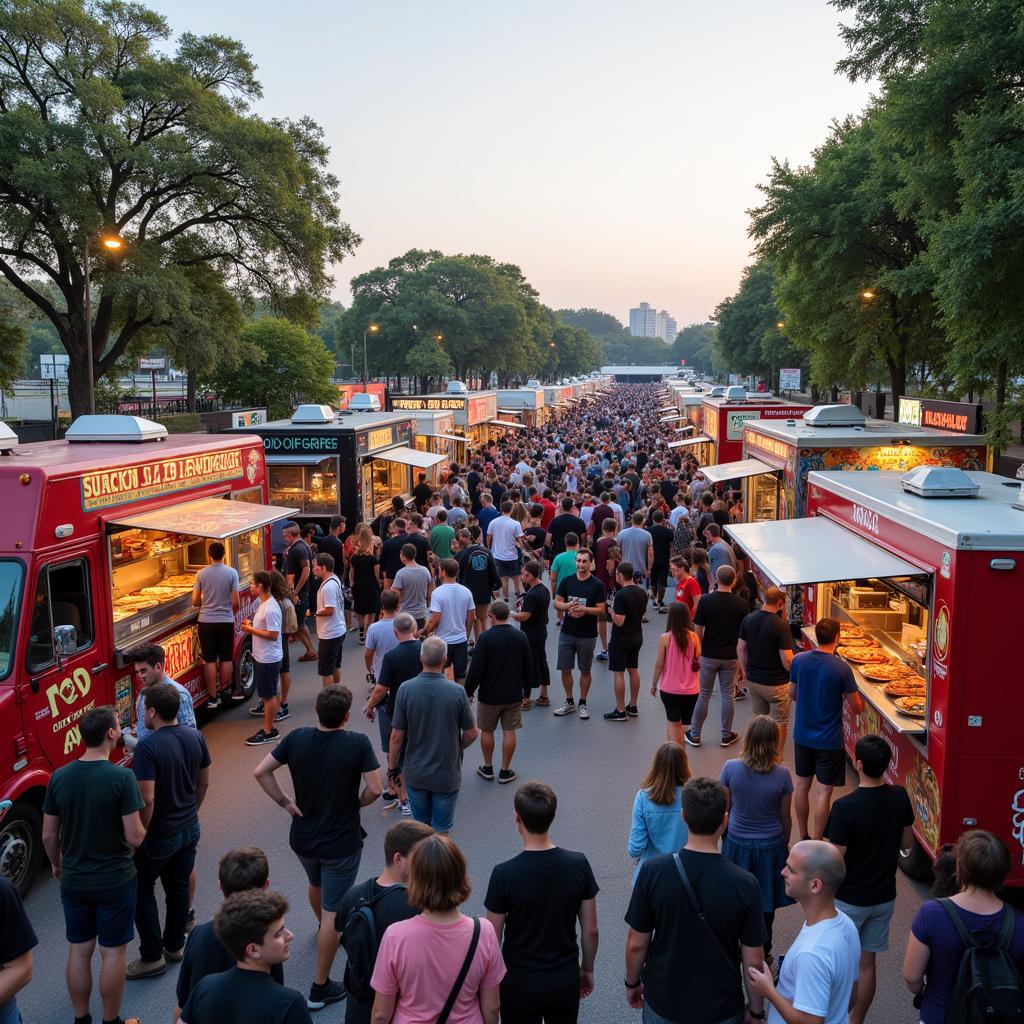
top-left (0, 560), bottom-right (24, 682)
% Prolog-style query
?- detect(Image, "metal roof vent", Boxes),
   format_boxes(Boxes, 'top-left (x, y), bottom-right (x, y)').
top-left (65, 415), bottom-right (168, 443)
top-left (901, 466), bottom-right (981, 499)
top-left (802, 404), bottom-right (867, 428)
top-left (0, 420), bottom-right (18, 454)
top-left (446, 380), bottom-right (468, 394)
top-left (724, 386), bottom-right (747, 401)
top-left (526, 379), bottom-right (541, 389)
top-left (290, 404), bottom-right (335, 424)
top-left (709, 386), bottom-right (726, 398)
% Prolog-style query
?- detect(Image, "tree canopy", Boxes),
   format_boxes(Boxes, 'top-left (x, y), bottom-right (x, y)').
top-left (0, 0), bottom-right (357, 415)
top-left (670, 322), bottom-right (717, 375)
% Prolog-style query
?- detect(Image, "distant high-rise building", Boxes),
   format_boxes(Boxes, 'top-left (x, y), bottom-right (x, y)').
top-left (662, 315), bottom-right (677, 343)
top-left (629, 301), bottom-right (658, 338)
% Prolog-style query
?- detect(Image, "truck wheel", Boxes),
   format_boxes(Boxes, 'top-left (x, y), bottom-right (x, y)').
top-left (236, 638), bottom-right (255, 701)
top-left (0, 802), bottom-right (42, 897)
top-left (898, 837), bottom-right (934, 883)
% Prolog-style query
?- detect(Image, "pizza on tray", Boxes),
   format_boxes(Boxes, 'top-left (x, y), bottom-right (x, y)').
top-left (835, 636), bottom-right (878, 648)
top-left (859, 663), bottom-right (917, 682)
top-left (839, 626), bottom-right (867, 638)
top-left (894, 695), bottom-right (927, 718)
top-left (884, 678), bottom-right (927, 698)
top-left (838, 646), bottom-right (890, 664)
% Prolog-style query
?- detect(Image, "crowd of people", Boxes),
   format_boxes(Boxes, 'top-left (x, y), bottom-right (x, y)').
top-left (7, 383), bottom-right (1024, 1024)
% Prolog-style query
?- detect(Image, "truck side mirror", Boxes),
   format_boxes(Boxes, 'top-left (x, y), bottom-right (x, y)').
top-left (54, 624), bottom-right (77, 660)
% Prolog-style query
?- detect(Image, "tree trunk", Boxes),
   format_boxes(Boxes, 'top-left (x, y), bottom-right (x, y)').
top-left (887, 359), bottom-right (907, 415)
top-left (186, 366), bottom-right (198, 413)
top-left (994, 359), bottom-right (1008, 458)
top-left (67, 359), bottom-right (91, 420)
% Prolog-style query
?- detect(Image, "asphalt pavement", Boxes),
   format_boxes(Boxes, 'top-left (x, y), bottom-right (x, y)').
top-left (21, 610), bottom-right (929, 1023)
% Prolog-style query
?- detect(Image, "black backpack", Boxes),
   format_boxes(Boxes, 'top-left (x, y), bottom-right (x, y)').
top-left (940, 899), bottom-right (1024, 1023)
top-left (340, 884), bottom-right (407, 1002)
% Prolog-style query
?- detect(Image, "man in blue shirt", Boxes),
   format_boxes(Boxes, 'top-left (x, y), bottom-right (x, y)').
top-left (125, 643), bottom-right (197, 750)
top-left (789, 618), bottom-right (864, 840)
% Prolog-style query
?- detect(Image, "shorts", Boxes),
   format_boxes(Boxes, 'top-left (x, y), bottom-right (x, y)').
top-left (608, 639), bottom-right (642, 672)
top-left (500, 979), bottom-right (580, 1024)
top-left (294, 600), bottom-right (310, 627)
top-left (317, 634), bottom-right (345, 676)
top-left (650, 563), bottom-right (669, 591)
top-left (477, 702), bottom-right (523, 733)
top-left (445, 641), bottom-right (469, 681)
top-left (295, 848), bottom-right (362, 913)
top-left (253, 660), bottom-right (281, 700)
top-left (496, 558), bottom-right (520, 578)
top-left (556, 633), bottom-right (596, 673)
top-left (61, 879), bottom-right (137, 947)
top-left (794, 742), bottom-right (847, 787)
top-left (198, 621), bottom-right (234, 663)
top-left (747, 680), bottom-right (791, 725)
top-left (660, 690), bottom-right (698, 723)
top-left (835, 898), bottom-right (896, 953)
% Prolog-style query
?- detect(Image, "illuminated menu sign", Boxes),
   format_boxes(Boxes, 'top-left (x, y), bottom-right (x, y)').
top-left (392, 396), bottom-right (467, 411)
top-left (921, 399), bottom-right (983, 435)
top-left (467, 395), bottom-right (496, 424)
top-left (745, 433), bottom-right (790, 466)
top-left (81, 448), bottom-right (247, 511)
top-left (262, 434), bottom-right (340, 454)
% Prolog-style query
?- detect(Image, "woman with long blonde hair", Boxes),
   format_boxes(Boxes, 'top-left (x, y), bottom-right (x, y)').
top-left (650, 601), bottom-right (701, 745)
top-left (719, 714), bottom-right (794, 962)
top-left (627, 742), bottom-right (690, 883)
top-left (347, 522), bottom-right (381, 643)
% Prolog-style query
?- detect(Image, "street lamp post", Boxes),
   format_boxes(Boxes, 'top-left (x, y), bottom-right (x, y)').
top-left (83, 233), bottom-right (124, 415)
top-left (363, 323), bottom-right (379, 384)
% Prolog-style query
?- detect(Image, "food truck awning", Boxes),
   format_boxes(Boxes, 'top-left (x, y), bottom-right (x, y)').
top-left (496, 408), bottom-right (523, 415)
top-left (701, 458), bottom-right (777, 485)
top-left (369, 446), bottom-right (446, 470)
top-left (109, 496), bottom-right (300, 539)
top-left (725, 518), bottom-right (924, 588)
top-left (659, 414), bottom-right (686, 423)
top-left (265, 454), bottom-right (334, 466)
top-left (668, 435), bottom-right (712, 449)
top-left (424, 433), bottom-right (468, 444)
top-left (489, 419), bottom-right (528, 430)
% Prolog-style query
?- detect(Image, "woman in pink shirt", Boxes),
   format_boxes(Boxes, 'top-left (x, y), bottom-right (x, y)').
top-left (650, 601), bottom-right (701, 745)
top-left (371, 835), bottom-right (505, 1024)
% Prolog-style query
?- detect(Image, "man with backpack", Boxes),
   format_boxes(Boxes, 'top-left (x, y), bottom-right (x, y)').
top-left (336, 821), bottom-right (434, 1024)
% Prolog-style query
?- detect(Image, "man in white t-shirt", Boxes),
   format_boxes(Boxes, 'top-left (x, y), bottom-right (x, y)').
top-left (422, 558), bottom-right (475, 685)
top-left (313, 553), bottom-right (346, 688)
top-left (747, 840), bottom-right (860, 1024)
top-left (486, 500), bottom-right (525, 600)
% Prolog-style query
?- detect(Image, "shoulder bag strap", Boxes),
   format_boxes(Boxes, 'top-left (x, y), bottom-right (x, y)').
top-left (673, 853), bottom-right (737, 971)
top-left (436, 916), bottom-right (481, 1024)
top-left (938, 898), bottom-right (979, 949)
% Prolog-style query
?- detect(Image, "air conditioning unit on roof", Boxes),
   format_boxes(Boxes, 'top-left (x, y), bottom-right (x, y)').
top-left (802, 404), bottom-right (867, 428)
top-left (290, 404), bottom-right (335, 424)
top-left (65, 415), bottom-right (168, 443)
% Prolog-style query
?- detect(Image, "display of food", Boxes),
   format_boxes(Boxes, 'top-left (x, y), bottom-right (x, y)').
top-left (839, 626), bottom-right (867, 638)
top-left (894, 695), bottom-right (927, 718)
top-left (884, 678), bottom-right (928, 698)
top-left (859, 663), bottom-right (918, 682)
top-left (162, 574), bottom-right (197, 588)
top-left (835, 636), bottom-right (878, 648)
top-left (838, 646), bottom-right (891, 664)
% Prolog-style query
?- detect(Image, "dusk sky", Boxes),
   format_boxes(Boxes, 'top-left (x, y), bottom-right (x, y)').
top-left (153, 1), bottom-right (875, 327)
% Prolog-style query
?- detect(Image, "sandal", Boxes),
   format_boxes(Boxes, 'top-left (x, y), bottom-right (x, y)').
top-left (522, 698), bottom-right (534, 710)
top-left (535, 695), bottom-right (550, 707)
top-left (298, 653), bottom-right (318, 662)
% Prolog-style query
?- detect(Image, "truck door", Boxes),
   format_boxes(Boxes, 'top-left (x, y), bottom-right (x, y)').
top-left (23, 551), bottom-right (110, 768)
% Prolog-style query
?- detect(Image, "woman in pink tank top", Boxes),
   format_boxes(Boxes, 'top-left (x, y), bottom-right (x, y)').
top-left (650, 602), bottom-right (701, 745)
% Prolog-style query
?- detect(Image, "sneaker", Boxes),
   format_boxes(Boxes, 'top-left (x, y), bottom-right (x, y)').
top-left (249, 700), bottom-right (265, 717)
top-left (307, 977), bottom-right (347, 1010)
top-left (185, 908), bottom-right (196, 935)
top-left (275, 703), bottom-right (290, 722)
top-left (735, 687), bottom-right (749, 701)
top-left (720, 732), bottom-right (740, 747)
top-left (245, 728), bottom-right (279, 746)
top-left (625, 704), bottom-right (639, 718)
top-left (125, 955), bottom-right (166, 979)
top-left (603, 709), bottom-right (628, 722)
top-left (498, 768), bottom-right (517, 784)
top-left (400, 800), bottom-right (412, 816)
top-left (205, 696), bottom-right (221, 710)
top-left (382, 790), bottom-right (400, 809)
top-left (476, 764), bottom-right (495, 781)
top-left (553, 699), bottom-right (576, 716)
top-left (229, 689), bottom-right (246, 701)
top-left (658, 604), bottom-right (668, 614)
top-left (163, 945), bottom-right (185, 962)
top-left (684, 729), bottom-right (701, 748)
top-left (595, 649), bottom-right (609, 661)
top-left (578, 702), bottom-right (590, 720)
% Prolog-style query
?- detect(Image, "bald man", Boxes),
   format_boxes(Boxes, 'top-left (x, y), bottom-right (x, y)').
top-left (747, 841), bottom-right (860, 1024)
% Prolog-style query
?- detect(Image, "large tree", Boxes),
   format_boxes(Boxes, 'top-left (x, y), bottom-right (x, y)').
top-left (670, 322), bottom-right (717, 374)
top-left (0, 0), bottom-right (358, 416)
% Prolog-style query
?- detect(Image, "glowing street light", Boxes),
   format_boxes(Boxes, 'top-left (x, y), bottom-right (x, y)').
top-left (362, 323), bottom-right (379, 383)
top-left (861, 289), bottom-right (876, 300)
top-left (776, 321), bottom-right (785, 329)
top-left (84, 231), bottom-right (126, 415)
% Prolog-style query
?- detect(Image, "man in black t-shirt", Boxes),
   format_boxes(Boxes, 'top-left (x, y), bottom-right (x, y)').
top-left (647, 509), bottom-right (675, 612)
top-left (337, 821), bottom-right (433, 1024)
top-left (547, 496), bottom-right (587, 556)
top-left (455, 529), bottom-right (500, 645)
top-left (254, 685), bottom-right (381, 1011)
top-left (404, 514), bottom-right (431, 568)
top-left (625, 778), bottom-right (766, 1024)
top-left (824, 734), bottom-right (915, 1024)
top-left (485, 781), bottom-right (599, 1024)
top-left (179, 890), bottom-right (310, 1024)
top-left (129, 683), bottom-right (212, 980)
top-left (175, 847), bottom-right (284, 1020)
top-left (0, 875), bottom-right (37, 1024)
top-left (315, 516), bottom-right (346, 577)
top-left (283, 523), bottom-right (317, 661)
top-left (513, 560), bottom-right (551, 707)
top-left (604, 561), bottom-right (648, 722)
top-left (737, 587), bottom-right (795, 748)
top-left (380, 519), bottom-right (410, 586)
top-left (412, 472), bottom-right (433, 513)
top-left (553, 549), bottom-right (607, 720)
top-left (689, 565), bottom-right (749, 748)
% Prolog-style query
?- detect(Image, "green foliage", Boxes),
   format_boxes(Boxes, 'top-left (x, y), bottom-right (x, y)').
top-left (670, 323), bottom-right (717, 374)
top-left (160, 413), bottom-right (202, 433)
top-left (556, 308), bottom-right (627, 339)
top-left (206, 317), bottom-right (335, 419)
top-left (0, 317), bottom-right (26, 389)
top-left (0, 0), bottom-right (358, 415)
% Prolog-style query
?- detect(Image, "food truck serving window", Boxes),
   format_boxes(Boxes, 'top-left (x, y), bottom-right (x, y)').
top-left (27, 559), bottom-right (94, 673)
top-left (0, 560), bottom-right (23, 681)
top-left (370, 446), bottom-right (447, 470)
top-left (265, 456), bottom-right (338, 515)
top-left (108, 496), bottom-right (292, 538)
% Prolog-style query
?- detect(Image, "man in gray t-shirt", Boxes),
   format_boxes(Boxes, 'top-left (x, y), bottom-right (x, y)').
top-left (617, 513), bottom-right (653, 581)
top-left (705, 524), bottom-right (737, 580)
top-left (392, 545), bottom-right (433, 625)
top-left (192, 543), bottom-right (240, 705)
top-left (387, 637), bottom-right (477, 832)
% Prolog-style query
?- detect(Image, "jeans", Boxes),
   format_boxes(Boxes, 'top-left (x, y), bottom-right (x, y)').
top-left (690, 657), bottom-right (737, 739)
top-left (405, 785), bottom-right (459, 832)
top-left (134, 820), bottom-right (200, 961)
top-left (0, 998), bottom-right (22, 1024)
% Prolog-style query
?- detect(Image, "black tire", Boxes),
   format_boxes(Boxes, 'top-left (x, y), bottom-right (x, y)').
top-left (0, 801), bottom-right (42, 897)
top-left (898, 836), bottom-right (935, 883)
top-left (236, 638), bottom-right (255, 700)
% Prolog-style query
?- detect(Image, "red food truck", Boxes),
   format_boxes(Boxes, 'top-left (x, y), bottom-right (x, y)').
top-left (727, 466), bottom-right (1024, 884)
top-left (0, 415), bottom-right (295, 893)
top-left (701, 390), bottom-right (812, 465)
